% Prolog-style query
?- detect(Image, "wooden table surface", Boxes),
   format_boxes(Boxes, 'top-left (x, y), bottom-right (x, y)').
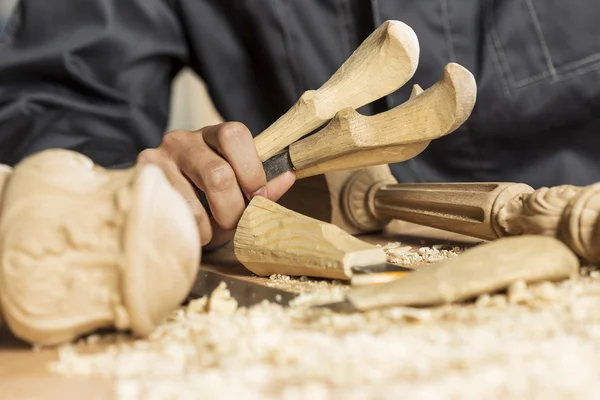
top-left (0, 222), bottom-right (477, 399)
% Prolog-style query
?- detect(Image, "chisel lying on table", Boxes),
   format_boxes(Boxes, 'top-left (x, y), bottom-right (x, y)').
top-left (317, 235), bottom-right (579, 312)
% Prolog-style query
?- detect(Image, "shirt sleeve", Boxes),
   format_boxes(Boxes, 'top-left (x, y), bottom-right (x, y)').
top-left (0, 0), bottom-right (188, 167)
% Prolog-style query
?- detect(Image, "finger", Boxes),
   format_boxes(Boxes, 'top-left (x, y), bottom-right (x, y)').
top-left (136, 148), bottom-right (214, 246)
top-left (204, 218), bottom-right (236, 251)
top-left (265, 170), bottom-right (296, 201)
top-left (161, 130), bottom-right (246, 230)
top-left (202, 122), bottom-right (267, 199)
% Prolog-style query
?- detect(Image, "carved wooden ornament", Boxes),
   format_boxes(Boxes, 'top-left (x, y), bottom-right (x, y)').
top-left (0, 150), bottom-right (200, 345)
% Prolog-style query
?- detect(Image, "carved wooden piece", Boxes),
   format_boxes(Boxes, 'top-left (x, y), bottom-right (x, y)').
top-left (339, 166), bottom-right (398, 233)
top-left (0, 150), bottom-right (201, 345)
top-left (499, 183), bottom-right (600, 263)
top-left (234, 196), bottom-right (387, 280)
top-left (291, 63), bottom-right (477, 179)
top-left (343, 236), bottom-right (579, 311)
top-left (253, 20), bottom-right (420, 161)
top-left (341, 176), bottom-right (600, 263)
top-left (303, 85), bottom-right (423, 233)
top-left (341, 175), bottom-right (535, 237)
top-left (374, 182), bottom-right (534, 240)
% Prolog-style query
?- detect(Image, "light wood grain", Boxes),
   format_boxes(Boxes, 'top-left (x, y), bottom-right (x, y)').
top-left (291, 62), bottom-right (477, 179)
top-left (233, 196), bottom-right (387, 280)
top-left (311, 84), bottom-right (425, 235)
top-left (253, 20), bottom-right (420, 161)
top-left (345, 235), bottom-right (579, 311)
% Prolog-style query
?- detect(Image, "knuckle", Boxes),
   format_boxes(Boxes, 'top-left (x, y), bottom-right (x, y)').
top-left (202, 160), bottom-right (235, 193)
top-left (160, 130), bottom-right (187, 151)
top-left (136, 148), bottom-right (162, 164)
top-left (217, 122), bottom-right (251, 144)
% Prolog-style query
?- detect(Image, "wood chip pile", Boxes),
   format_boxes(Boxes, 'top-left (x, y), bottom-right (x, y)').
top-left (47, 244), bottom-right (600, 399)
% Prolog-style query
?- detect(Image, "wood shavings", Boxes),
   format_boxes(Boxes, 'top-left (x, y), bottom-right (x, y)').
top-left (378, 242), bottom-right (464, 266)
top-left (183, 283), bottom-right (238, 316)
top-left (206, 282), bottom-right (238, 315)
top-left (580, 265), bottom-right (600, 276)
top-left (266, 274), bottom-right (347, 294)
top-left (507, 280), bottom-right (531, 305)
top-left (186, 297), bottom-right (208, 315)
top-left (288, 285), bottom-right (348, 308)
top-left (48, 271), bottom-right (600, 399)
top-left (269, 274), bottom-right (292, 281)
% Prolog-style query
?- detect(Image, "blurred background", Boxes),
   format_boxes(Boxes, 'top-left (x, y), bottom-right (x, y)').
top-left (167, 69), bottom-right (223, 132)
top-left (0, 0), bottom-right (15, 32)
top-left (0, 0), bottom-right (223, 133)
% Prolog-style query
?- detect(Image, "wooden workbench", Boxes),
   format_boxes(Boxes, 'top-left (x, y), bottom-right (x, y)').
top-left (0, 223), bottom-right (477, 399)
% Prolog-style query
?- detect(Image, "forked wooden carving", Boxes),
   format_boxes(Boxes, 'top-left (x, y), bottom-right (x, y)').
top-left (289, 63), bottom-right (476, 179)
top-left (253, 20), bottom-right (420, 161)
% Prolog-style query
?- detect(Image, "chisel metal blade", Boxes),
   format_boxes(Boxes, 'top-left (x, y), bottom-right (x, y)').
top-left (350, 263), bottom-right (412, 274)
top-left (350, 263), bottom-right (411, 286)
top-left (263, 149), bottom-right (295, 182)
top-left (190, 265), bottom-right (299, 307)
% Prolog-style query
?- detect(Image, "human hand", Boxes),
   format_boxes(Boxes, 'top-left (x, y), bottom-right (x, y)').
top-left (136, 122), bottom-right (296, 249)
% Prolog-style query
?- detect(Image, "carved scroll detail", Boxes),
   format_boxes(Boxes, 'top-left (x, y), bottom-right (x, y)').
top-left (498, 184), bottom-right (600, 263)
top-left (499, 185), bottom-right (582, 236)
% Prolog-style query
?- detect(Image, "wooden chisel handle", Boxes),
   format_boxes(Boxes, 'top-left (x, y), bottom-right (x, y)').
top-left (285, 62), bottom-right (477, 179)
top-left (253, 20), bottom-right (420, 161)
top-left (342, 235), bottom-right (578, 311)
top-left (233, 196), bottom-right (387, 280)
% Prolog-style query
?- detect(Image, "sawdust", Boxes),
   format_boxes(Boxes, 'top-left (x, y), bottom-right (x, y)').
top-left (265, 273), bottom-right (347, 294)
top-left (263, 242), bottom-right (464, 297)
top-left (261, 242), bottom-right (463, 307)
top-left (46, 241), bottom-right (600, 399)
top-left (379, 241), bottom-right (465, 266)
top-left (205, 282), bottom-right (238, 315)
top-left (48, 274), bottom-right (600, 399)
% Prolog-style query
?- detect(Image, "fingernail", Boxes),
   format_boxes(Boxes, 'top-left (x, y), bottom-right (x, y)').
top-left (250, 186), bottom-right (267, 199)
